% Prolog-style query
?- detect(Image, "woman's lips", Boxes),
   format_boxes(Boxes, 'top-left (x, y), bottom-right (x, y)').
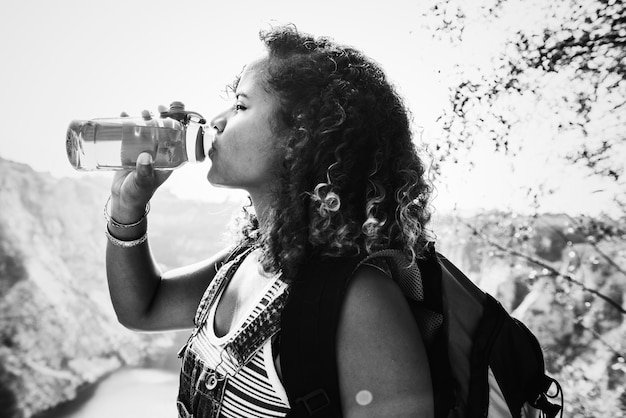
top-left (206, 131), bottom-right (217, 159)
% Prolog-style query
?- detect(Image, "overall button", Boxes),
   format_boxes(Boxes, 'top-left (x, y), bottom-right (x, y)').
top-left (206, 373), bottom-right (218, 390)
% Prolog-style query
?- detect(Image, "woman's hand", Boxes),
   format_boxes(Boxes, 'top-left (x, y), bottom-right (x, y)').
top-left (109, 152), bottom-right (172, 224)
top-left (108, 108), bottom-right (172, 224)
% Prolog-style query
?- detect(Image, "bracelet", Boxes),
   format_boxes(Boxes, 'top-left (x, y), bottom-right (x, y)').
top-left (105, 226), bottom-right (148, 248)
top-left (104, 195), bottom-right (150, 228)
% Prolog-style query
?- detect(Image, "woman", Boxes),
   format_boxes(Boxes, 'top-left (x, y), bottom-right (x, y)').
top-left (106, 25), bottom-right (434, 417)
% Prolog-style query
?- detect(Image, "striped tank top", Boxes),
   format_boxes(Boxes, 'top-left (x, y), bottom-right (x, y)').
top-left (181, 248), bottom-right (291, 418)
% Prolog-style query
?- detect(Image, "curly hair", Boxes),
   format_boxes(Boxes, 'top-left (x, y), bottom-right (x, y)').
top-left (236, 25), bottom-right (433, 280)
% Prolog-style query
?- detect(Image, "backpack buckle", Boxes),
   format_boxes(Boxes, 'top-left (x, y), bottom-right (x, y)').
top-left (297, 389), bottom-right (330, 415)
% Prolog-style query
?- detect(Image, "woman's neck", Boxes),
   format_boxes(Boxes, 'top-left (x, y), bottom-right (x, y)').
top-left (248, 190), bottom-right (273, 230)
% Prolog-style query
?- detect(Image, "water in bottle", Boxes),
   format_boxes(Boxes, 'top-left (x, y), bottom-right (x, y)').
top-left (66, 102), bottom-right (209, 171)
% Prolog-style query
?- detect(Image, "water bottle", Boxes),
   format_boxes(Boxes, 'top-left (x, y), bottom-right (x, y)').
top-left (66, 101), bottom-right (211, 171)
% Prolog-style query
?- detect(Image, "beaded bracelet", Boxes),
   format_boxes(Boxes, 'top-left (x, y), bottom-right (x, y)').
top-left (105, 226), bottom-right (148, 248)
top-left (103, 195), bottom-right (150, 229)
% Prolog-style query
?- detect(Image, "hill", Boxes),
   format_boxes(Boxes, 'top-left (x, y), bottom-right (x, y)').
top-left (0, 157), bottom-right (240, 417)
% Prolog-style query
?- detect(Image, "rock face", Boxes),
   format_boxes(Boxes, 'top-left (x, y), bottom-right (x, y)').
top-left (0, 157), bottom-right (240, 418)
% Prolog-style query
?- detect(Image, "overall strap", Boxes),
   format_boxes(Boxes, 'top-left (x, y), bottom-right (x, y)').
top-left (280, 255), bottom-right (363, 418)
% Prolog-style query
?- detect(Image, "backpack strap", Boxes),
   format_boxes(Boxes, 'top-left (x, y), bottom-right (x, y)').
top-left (280, 255), bottom-right (363, 417)
top-left (279, 246), bottom-right (453, 418)
top-left (436, 252), bottom-right (486, 414)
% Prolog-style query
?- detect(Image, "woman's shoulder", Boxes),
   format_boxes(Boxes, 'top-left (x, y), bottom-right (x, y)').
top-left (343, 262), bottom-right (405, 319)
top-left (336, 258), bottom-right (434, 416)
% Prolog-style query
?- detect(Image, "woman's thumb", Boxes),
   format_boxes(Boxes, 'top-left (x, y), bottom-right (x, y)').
top-left (135, 152), bottom-right (154, 187)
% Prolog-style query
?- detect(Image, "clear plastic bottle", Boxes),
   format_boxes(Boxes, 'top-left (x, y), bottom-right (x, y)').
top-left (66, 101), bottom-right (210, 171)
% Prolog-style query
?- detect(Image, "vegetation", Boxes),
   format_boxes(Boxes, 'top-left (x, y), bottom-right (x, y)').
top-left (425, 0), bottom-right (626, 415)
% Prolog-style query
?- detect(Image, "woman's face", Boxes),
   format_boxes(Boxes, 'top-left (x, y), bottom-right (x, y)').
top-left (206, 57), bottom-right (286, 195)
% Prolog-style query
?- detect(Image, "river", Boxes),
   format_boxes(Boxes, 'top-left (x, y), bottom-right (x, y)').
top-left (35, 333), bottom-right (188, 418)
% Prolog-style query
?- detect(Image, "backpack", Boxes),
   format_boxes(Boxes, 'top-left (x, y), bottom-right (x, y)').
top-left (278, 243), bottom-right (563, 418)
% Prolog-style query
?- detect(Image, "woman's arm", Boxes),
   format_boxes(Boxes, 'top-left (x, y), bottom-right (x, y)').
top-left (336, 264), bottom-right (434, 418)
top-left (106, 241), bottom-right (228, 332)
top-left (105, 152), bottom-right (227, 332)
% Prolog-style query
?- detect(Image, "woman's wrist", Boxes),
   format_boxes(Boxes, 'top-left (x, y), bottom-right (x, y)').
top-left (106, 195), bottom-right (150, 226)
top-left (105, 226), bottom-right (148, 248)
top-left (104, 195), bottom-right (149, 241)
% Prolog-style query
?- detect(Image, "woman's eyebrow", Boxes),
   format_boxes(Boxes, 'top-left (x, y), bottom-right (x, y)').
top-left (236, 92), bottom-right (250, 100)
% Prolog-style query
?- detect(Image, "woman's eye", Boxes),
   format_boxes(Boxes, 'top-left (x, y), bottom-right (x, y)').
top-left (234, 103), bottom-right (246, 112)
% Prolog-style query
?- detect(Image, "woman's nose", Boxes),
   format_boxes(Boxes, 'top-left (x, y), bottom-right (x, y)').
top-left (209, 109), bottom-right (229, 133)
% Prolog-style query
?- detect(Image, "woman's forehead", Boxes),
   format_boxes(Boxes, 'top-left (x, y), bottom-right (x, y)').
top-left (241, 55), bottom-right (269, 78)
top-left (237, 56), bottom-right (270, 94)
top-left (236, 69), bottom-right (262, 94)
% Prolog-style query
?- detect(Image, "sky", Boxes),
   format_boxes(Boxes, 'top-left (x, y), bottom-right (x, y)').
top-left (0, 0), bottom-right (621, 216)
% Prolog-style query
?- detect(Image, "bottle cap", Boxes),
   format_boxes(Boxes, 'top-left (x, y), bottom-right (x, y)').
top-left (166, 101), bottom-right (206, 124)
top-left (169, 101), bottom-right (185, 112)
top-left (168, 101), bottom-right (187, 122)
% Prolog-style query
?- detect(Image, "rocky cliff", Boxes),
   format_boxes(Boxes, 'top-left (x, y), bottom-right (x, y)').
top-left (0, 157), bottom-right (240, 418)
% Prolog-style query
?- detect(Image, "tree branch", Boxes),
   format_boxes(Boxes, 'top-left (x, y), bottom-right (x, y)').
top-left (464, 221), bottom-right (626, 315)
top-left (573, 316), bottom-right (625, 359)
top-left (564, 214), bottom-right (626, 278)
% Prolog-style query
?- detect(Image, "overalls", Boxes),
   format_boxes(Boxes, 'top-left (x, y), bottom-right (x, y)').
top-left (176, 248), bottom-right (291, 418)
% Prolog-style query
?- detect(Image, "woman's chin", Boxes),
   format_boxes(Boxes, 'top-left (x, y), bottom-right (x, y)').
top-left (206, 171), bottom-right (230, 189)
top-left (206, 166), bottom-right (219, 184)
